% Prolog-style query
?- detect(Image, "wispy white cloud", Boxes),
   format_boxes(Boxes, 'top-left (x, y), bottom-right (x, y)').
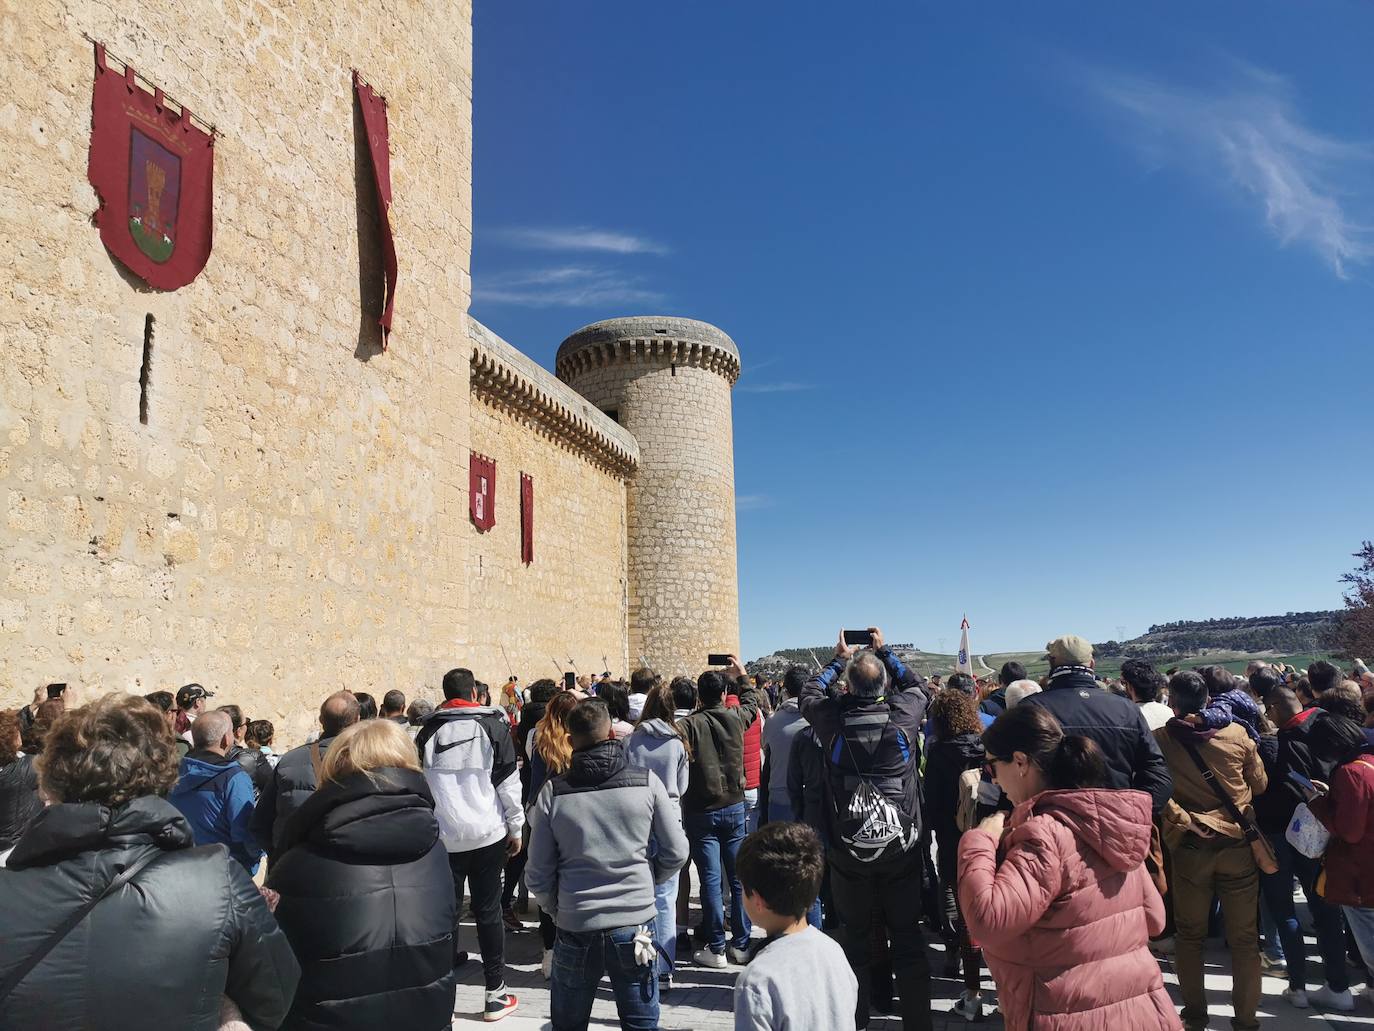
top-left (736, 380), bottom-right (815, 394)
top-left (473, 266), bottom-right (666, 308)
top-left (1088, 60), bottom-right (1374, 277)
top-left (735, 493), bottom-right (772, 512)
top-left (493, 226), bottom-right (670, 256)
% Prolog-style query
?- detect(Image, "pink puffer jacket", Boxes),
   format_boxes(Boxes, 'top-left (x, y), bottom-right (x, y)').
top-left (958, 788), bottom-right (1180, 1031)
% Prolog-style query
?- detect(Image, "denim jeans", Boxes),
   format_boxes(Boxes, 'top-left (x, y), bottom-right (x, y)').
top-left (551, 925), bottom-right (659, 1031)
top-left (684, 801), bottom-right (751, 952)
top-left (1258, 832), bottom-right (1348, 991)
top-left (652, 873), bottom-right (678, 977)
top-left (1342, 906), bottom-right (1374, 976)
top-left (765, 799), bottom-right (794, 824)
top-left (743, 788), bottom-right (760, 833)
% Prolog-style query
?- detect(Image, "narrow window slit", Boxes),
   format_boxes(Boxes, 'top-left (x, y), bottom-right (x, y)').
top-left (139, 314), bottom-right (154, 425)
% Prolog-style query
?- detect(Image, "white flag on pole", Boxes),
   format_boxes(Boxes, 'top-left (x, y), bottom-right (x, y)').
top-left (956, 615), bottom-right (974, 676)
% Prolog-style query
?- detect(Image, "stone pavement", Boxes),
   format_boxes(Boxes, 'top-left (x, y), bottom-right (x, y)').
top-left (447, 904), bottom-right (1374, 1030)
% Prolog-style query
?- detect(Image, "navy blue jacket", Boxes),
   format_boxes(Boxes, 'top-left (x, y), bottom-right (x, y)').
top-left (1025, 666), bottom-right (1172, 813)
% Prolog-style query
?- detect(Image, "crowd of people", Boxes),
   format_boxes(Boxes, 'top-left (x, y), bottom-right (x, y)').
top-left (2, 640), bottom-right (1374, 1031)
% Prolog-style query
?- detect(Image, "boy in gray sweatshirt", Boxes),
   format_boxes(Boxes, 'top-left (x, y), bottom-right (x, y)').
top-left (526, 698), bottom-right (689, 1031)
top-left (733, 821), bottom-right (857, 1031)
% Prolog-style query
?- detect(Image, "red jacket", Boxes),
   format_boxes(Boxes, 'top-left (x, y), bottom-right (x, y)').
top-left (958, 789), bottom-right (1180, 1031)
top-left (1311, 754), bottom-right (1374, 907)
top-left (726, 695), bottom-right (763, 791)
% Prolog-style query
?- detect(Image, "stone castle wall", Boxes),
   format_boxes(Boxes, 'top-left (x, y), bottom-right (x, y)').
top-left (0, 3), bottom-right (739, 736)
top-left (557, 321), bottom-right (741, 680)
top-left (0, 0), bottom-right (477, 743)
top-left (466, 321), bottom-right (634, 685)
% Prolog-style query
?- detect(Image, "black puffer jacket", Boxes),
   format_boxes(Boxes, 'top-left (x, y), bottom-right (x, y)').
top-left (253, 734), bottom-right (339, 860)
top-left (0, 797), bottom-right (299, 1031)
top-left (923, 731), bottom-right (985, 849)
top-left (228, 744), bottom-right (274, 800)
top-left (266, 767), bottom-right (456, 1031)
top-left (0, 753), bottom-right (42, 851)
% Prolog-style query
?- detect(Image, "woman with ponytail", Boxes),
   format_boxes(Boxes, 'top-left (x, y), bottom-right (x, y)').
top-left (958, 704), bottom-right (1181, 1030)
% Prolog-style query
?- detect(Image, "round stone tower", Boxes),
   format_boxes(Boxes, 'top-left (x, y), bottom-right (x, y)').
top-left (557, 316), bottom-right (742, 678)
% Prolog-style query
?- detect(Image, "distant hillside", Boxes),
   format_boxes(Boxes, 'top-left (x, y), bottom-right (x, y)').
top-left (1093, 610), bottom-right (1342, 659)
top-left (747, 610), bottom-right (1345, 679)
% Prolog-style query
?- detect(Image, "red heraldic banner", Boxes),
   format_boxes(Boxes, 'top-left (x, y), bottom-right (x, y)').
top-left (520, 473), bottom-right (534, 565)
top-left (470, 454), bottom-right (495, 532)
top-left (354, 71), bottom-right (398, 344)
top-left (88, 44), bottom-right (214, 290)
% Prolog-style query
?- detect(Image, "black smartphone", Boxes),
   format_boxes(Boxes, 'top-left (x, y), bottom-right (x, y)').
top-left (707, 653), bottom-right (733, 667)
top-left (843, 630), bottom-right (874, 646)
top-left (46, 682), bottom-right (68, 700)
top-left (563, 671), bottom-right (577, 690)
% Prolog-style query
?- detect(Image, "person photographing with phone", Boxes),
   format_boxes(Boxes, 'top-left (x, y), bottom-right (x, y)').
top-left (798, 627), bottom-right (932, 1031)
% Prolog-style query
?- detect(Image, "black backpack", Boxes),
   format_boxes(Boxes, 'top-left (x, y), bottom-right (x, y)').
top-left (824, 709), bottom-right (920, 865)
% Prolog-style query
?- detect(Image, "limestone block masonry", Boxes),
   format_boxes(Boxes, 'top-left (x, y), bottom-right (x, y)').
top-left (1, 0), bottom-right (475, 744)
top-left (557, 317), bottom-right (742, 679)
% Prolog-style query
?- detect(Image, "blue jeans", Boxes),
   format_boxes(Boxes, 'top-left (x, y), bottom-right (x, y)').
top-left (1258, 832), bottom-right (1349, 991)
top-left (652, 873), bottom-right (678, 977)
top-left (764, 801), bottom-right (822, 927)
top-left (684, 802), bottom-right (751, 952)
top-left (766, 799), bottom-right (794, 824)
top-left (744, 788), bottom-right (760, 833)
top-left (551, 925), bottom-right (659, 1031)
top-left (1342, 906), bottom-right (1374, 975)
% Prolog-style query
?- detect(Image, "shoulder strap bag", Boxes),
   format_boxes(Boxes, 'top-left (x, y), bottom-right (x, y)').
top-left (1175, 731), bottom-right (1278, 875)
top-left (0, 847), bottom-right (164, 1001)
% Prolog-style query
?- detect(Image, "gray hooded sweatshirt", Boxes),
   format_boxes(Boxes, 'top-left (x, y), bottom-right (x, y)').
top-left (526, 738), bottom-right (689, 933)
top-left (625, 718), bottom-right (689, 804)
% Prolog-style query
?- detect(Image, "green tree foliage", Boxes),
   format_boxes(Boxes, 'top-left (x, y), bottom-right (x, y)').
top-left (1340, 541), bottom-right (1374, 660)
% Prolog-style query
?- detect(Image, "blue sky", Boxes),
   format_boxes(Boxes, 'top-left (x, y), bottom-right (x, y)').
top-left (469, 2), bottom-right (1374, 659)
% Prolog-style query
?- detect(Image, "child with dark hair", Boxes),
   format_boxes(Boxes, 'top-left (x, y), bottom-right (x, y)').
top-left (1188, 665), bottom-right (1262, 743)
top-left (733, 821), bottom-right (856, 1030)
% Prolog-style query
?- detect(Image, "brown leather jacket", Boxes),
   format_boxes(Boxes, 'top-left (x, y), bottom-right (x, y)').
top-left (1155, 721), bottom-right (1267, 846)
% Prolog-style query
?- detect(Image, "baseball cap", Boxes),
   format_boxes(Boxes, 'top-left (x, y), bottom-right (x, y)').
top-left (1044, 635), bottom-right (1093, 667)
top-left (176, 683), bottom-right (214, 708)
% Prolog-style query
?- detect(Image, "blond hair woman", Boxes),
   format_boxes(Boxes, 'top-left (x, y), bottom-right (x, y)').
top-left (267, 719), bottom-right (456, 1030)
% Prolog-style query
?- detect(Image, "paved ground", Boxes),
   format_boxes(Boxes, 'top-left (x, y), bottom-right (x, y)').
top-left (448, 898), bottom-right (1374, 1030)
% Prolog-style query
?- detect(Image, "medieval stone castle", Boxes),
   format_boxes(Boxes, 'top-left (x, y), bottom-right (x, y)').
top-left (0, 0), bottom-right (741, 741)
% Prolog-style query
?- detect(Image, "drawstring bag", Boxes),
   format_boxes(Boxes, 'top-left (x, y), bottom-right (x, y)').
top-left (1286, 802), bottom-right (1331, 860)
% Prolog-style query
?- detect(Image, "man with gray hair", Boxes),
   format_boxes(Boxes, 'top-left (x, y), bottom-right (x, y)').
top-left (168, 708), bottom-right (262, 872)
top-left (799, 628), bottom-right (932, 1031)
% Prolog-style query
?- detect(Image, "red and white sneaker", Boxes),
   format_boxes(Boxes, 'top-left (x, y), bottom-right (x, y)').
top-left (484, 988), bottom-right (518, 1022)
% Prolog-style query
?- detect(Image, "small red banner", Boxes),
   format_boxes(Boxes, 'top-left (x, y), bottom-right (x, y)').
top-left (520, 473), bottom-right (534, 565)
top-left (471, 454), bottom-right (495, 532)
top-left (354, 70), bottom-right (397, 344)
top-left (87, 44), bottom-right (214, 290)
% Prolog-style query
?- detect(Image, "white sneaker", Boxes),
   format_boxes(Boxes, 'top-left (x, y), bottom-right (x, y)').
top-left (951, 991), bottom-right (983, 1022)
top-left (693, 947), bottom-right (727, 969)
top-left (1283, 988), bottom-right (1309, 1009)
top-left (1311, 985), bottom-right (1355, 1012)
top-left (727, 944), bottom-right (751, 966)
top-left (540, 949), bottom-right (553, 980)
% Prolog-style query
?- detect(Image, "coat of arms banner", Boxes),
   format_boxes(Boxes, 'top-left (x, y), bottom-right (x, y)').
top-left (87, 44), bottom-right (215, 290)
